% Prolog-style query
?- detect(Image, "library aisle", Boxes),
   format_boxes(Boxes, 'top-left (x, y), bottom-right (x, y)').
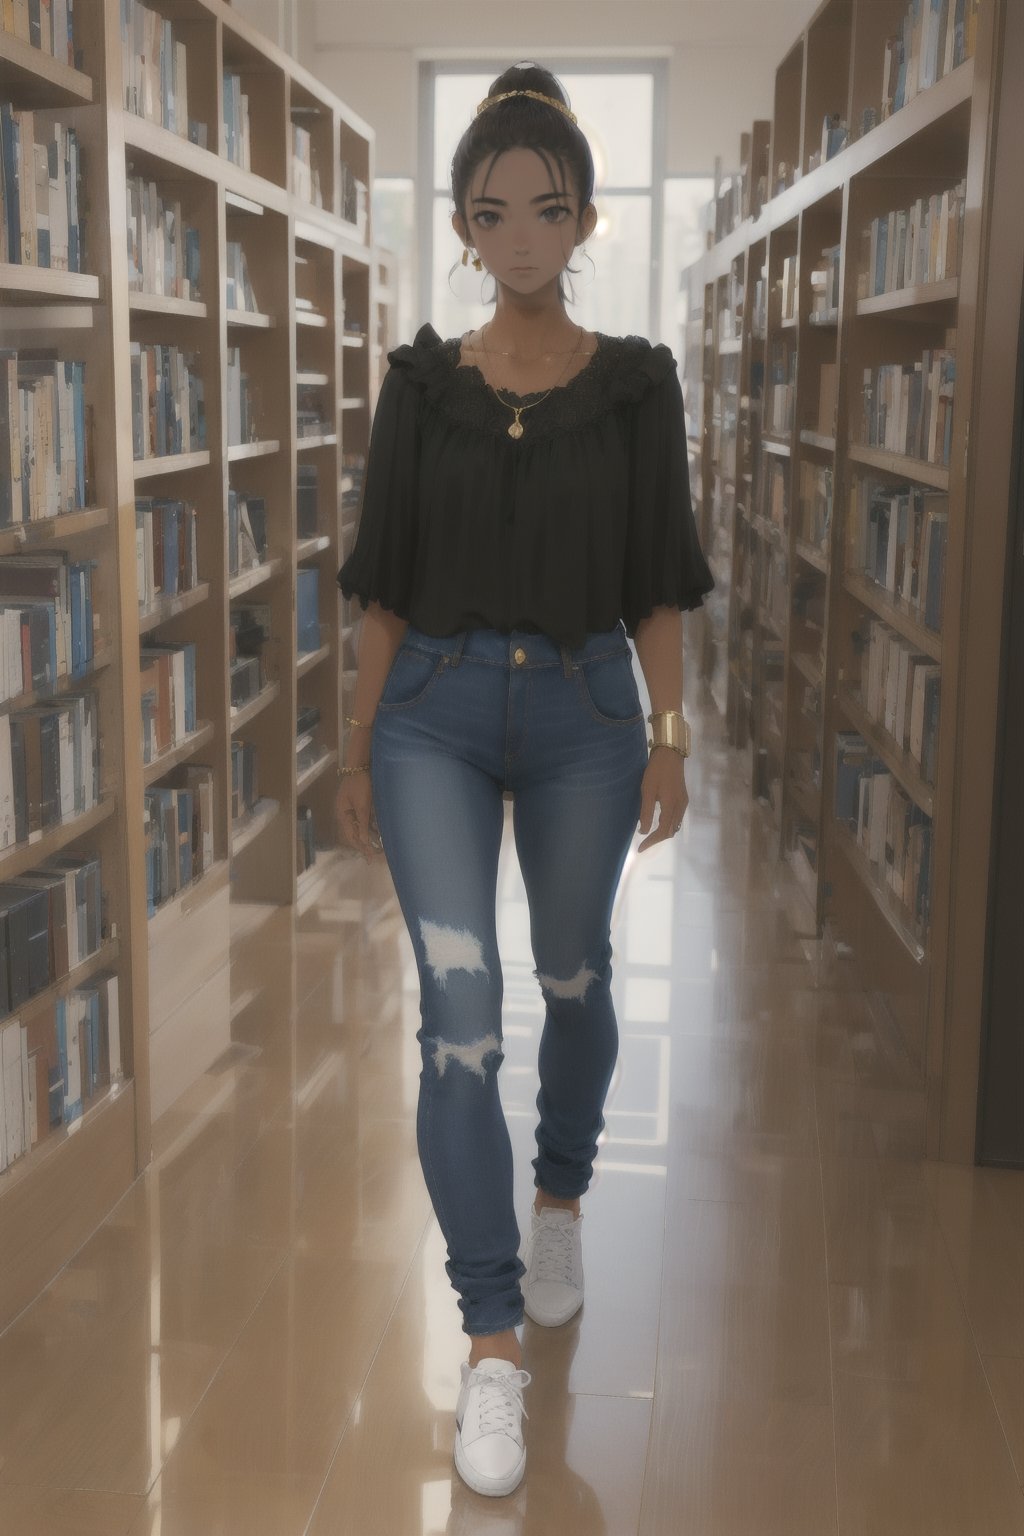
top-left (0, 671), bottom-right (1020, 1536)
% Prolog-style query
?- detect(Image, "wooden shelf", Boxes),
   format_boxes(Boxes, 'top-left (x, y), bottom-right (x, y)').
top-left (295, 310), bottom-right (328, 329)
top-left (847, 443), bottom-right (950, 489)
top-left (227, 439), bottom-right (280, 462)
top-left (857, 278), bottom-right (959, 316)
top-left (837, 684), bottom-right (936, 818)
top-left (148, 860), bottom-right (230, 942)
top-left (0, 646), bottom-right (112, 717)
top-left (142, 723), bottom-right (217, 787)
top-left (226, 309), bottom-right (274, 329)
top-left (794, 537), bottom-right (828, 574)
top-left (0, 796), bottom-right (115, 885)
top-left (231, 798), bottom-right (280, 857)
top-left (831, 820), bottom-right (928, 966)
top-left (128, 292), bottom-right (207, 319)
top-left (296, 432), bottom-right (337, 450)
top-left (138, 582), bottom-right (210, 634)
top-left (842, 571), bottom-right (943, 662)
top-left (799, 430), bottom-right (835, 452)
top-left (134, 450), bottom-right (212, 480)
top-left (296, 644), bottom-right (330, 679)
top-left (0, 32), bottom-right (94, 108)
top-left (296, 371), bottom-right (330, 387)
top-left (762, 436), bottom-right (792, 457)
top-left (0, 507), bottom-right (109, 556)
top-left (297, 748), bottom-right (338, 796)
top-left (228, 556), bottom-right (286, 599)
top-left (0, 266), bottom-right (101, 303)
top-left (230, 682), bottom-right (281, 734)
top-left (296, 535), bottom-right (331, 560)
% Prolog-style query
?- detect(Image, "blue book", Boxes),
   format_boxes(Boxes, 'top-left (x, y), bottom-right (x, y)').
top-left (296, 567), bottom-right (320, 653)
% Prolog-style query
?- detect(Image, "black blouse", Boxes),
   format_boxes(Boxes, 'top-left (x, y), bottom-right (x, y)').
top-left (336, 321), bottom-right (714, 650)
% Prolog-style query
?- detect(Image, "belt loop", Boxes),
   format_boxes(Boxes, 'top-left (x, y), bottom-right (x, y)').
top-left (560, 644), bottom-right (574, 679)
top-left (448, 631), bottom-right (467, 668)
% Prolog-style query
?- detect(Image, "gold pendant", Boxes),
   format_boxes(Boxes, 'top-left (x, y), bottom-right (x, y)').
top-left (508, 418), bottom-right (524, 439)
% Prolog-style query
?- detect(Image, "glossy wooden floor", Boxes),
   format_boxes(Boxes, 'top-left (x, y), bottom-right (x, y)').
top-left (1, 681), bottom-right (1022, 1536)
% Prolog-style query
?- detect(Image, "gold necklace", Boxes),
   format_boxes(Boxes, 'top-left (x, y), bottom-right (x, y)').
top-left (480, 322), bottom-right (584, 440)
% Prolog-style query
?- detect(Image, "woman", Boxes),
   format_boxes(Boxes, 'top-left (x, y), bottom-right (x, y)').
top-left (335, 62), bottom-right (714, 1499)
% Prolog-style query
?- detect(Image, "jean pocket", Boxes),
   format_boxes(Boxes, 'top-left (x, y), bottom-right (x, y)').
top-left (378, 646), bottom-right (445, 711)
top-left (576, 651), bottom-right (644, 726)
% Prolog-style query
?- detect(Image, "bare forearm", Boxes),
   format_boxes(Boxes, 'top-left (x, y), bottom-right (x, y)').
top-left (343, 600), bottom-right (408, 766)
top-left (633, 605), bottom-right (683, 714)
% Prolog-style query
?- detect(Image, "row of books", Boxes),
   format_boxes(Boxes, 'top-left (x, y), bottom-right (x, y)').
top-left (766, 340), bottom-right (796, 437)
top-left (144, 764), bottom-right (214, 916)
top-left (339, 162), bottom-right (368, 236)
top-left (126, 172), bottom-right (201, 299)
top-left (809, 245), bottom-right (841, 323)
top-left (859, 181), bottom-right (966, 299)
top-left (1, 0), bottom-right (76, 64)
top-left (130, 342), bottom-right (207, 461)
top-left (851, 478), bottom-right (948, 634)
top-left (807, 115), bottom-right (849, 173)
top-left (0, 849), bottom-right (102, 1017)
top-left (0, 352), bottom-right (88, 526)
top-left (296, 703), bottom-right (324, 778)
top-left (860, 345), bottom-right (956, 467)
top-left (222, 71), bottom-right (251, 172)
top-left (135, 497), bottom-right (198, 612)
top-left (798, 461), bottom-right (833, 552)
top-left (292, 125), bottom-right (323, 208)
top-left (296, 381), bottom-right (331, 440)
top-left (140, 641), bottom-right (196, 764)
top-left (297, 566), bottom-right (320, 654)
top-left (762, 457), bottom-right (788, 539)
top-left (0, 552), bottom-right (96, 700)
top-left (297, 462), bottom-right (319, 539)
top-left (226, 346), bottom-right (260, 448)
top-left (229, 605), bottom-right (269, 710)
top-left (225, 240), bottom-right (258, 314)
top-left (0, 973), bottom-right (120, 1172)
top-left (0, 691), bottom-right (99, 849)
top-left (228, 490), bottom-right (267, 577)
top-left (230, 739), bottom-right (258, 823)
top-left (834, 732), bottom-right (932, 942)
top-left (761, 547), bottom-right (788, 635)
top-left (858, 618), bottom-right (941, 783)
top-left (882, 0), bottom-right (981, 123)
top-left (120, 0), bottom-right (205, 145)
top-left (0, 109), bottom-right (82, 270)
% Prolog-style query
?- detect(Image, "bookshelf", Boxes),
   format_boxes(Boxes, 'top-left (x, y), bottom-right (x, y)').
top-left (684, 0), bottom-right (1020, 1161)
top-left (0, 0), bottom-right (376, 1327)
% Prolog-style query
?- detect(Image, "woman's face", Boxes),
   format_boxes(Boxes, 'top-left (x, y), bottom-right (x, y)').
top-left (454, 146), bottom-right (596, 295)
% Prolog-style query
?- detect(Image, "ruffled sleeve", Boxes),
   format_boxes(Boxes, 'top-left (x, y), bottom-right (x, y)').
top-left (336, 338), bottom-right (426, 618)
top-left (620, 346), bottom-right (715, 637)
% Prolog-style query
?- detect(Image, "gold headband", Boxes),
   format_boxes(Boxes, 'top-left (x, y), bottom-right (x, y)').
top-left (476, 89), bottom-right (578, 126)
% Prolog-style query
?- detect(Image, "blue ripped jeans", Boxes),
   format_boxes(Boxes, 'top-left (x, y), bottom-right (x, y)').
top-left (369, 622), bottom-right (648, 1337)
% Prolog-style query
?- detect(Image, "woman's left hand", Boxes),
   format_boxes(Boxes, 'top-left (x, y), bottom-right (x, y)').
top-left (636, 747), bottom-right (688, 852)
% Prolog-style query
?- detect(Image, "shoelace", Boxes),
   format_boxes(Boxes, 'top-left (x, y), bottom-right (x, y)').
top-left (531, 1218), bottom-right (578, 1284)
top-left (470, 1367), bottom-right (532, 1434)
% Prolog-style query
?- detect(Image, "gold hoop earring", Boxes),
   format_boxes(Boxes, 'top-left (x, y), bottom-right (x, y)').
top-left (461, 247), bottom-right (483, 272)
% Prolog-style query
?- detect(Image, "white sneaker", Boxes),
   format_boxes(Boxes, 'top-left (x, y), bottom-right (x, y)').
top-left (522, 1206), bottom-right (585, 1326)
top-left (454, 1357), bottom-right (531, 1498)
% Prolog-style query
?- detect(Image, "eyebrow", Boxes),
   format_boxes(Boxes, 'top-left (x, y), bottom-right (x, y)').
top-left (471, 192), bottom-right (568, 205)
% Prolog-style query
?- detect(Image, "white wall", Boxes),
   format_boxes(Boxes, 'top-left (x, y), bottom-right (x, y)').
top-left (234, 0), bottom-right (821, 179)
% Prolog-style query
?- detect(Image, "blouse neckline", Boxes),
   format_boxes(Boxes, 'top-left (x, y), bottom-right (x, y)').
top-left (449, 330), bottom-right (606, 401)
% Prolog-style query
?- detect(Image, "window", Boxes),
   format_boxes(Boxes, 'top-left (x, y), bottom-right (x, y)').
top-left (420, 62), bottom-right (667, 343)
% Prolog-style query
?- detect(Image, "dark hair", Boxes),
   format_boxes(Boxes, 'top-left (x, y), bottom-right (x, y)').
top-left (449, 62), bottom-right (596, 307)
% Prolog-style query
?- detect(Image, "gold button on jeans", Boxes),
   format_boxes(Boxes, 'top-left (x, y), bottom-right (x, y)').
top-left (513, 647), bottom-right (527, 666)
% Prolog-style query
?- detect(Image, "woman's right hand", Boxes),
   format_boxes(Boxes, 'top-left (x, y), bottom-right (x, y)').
top-left (336, 769), bottom-right (385, 862)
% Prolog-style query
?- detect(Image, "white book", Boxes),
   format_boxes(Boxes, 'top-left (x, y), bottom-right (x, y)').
top-left (172, 648), bottom-right (186, 741)
top-left (2, 1020), bottom-right (27, 1166)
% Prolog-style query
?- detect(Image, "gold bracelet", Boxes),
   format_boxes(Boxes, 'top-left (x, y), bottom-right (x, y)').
top-left (648, 710), bottom-right (692, 757)
top-left (344, 714), bottom-right (374, 729)
top-left (339, 763), bottom-right (371, 776)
